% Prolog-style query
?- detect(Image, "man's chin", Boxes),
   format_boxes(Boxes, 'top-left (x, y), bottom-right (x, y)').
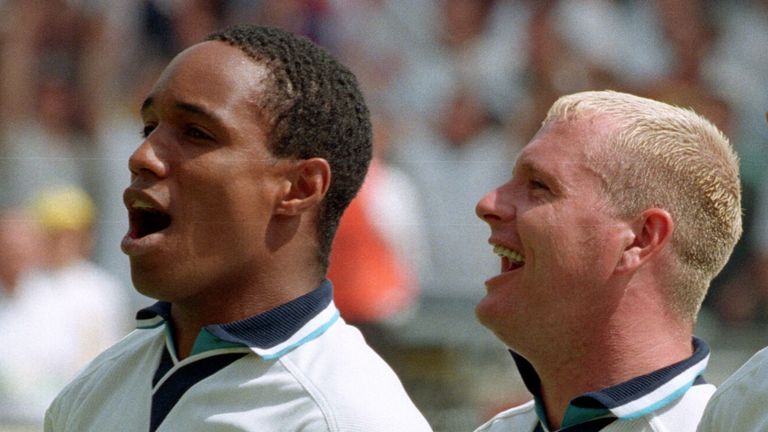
top-left (476, 297), bottom-right (525, 343)
top-left (130, 270), bottom-right (173, 302)
top-left (474, 297), bottom-right (501, 331)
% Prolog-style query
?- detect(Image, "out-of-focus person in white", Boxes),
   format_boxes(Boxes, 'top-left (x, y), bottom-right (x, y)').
top-left (0, 186), bottom-right (130, 426)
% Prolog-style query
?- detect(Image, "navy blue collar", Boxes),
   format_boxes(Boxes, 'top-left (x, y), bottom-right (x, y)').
top-left (135, 280), bottom-right (339, 359)
top-left (512, 337), bottom-right (710, 429)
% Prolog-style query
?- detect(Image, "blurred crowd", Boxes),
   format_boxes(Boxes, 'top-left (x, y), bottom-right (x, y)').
top-left (1, 0), bottom-right (767, 429)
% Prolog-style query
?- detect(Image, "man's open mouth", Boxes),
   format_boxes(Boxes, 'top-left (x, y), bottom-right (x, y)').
top-left (129, 201), bottom-right (172, 239)
top-left (493, 244), bottom-right (525, 272)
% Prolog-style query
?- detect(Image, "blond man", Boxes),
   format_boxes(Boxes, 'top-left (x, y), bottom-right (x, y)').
top-left (474, 90), bottom-right (741, 431)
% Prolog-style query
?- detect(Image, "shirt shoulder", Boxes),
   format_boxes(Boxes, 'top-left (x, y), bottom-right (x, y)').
top-left (280, 320), bottom-right (432, 432)
top-left (45, 328), bottom-right (164, 431)
top-left (474, 400), bottom-right (538, 432)
top-left (697, 346), bottom-right (768, 431)
top-left (55, 327), bottom-right (161, 393)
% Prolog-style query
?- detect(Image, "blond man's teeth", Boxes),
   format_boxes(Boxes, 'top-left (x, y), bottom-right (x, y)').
top-left (493, 244), bottom-right (524, 263)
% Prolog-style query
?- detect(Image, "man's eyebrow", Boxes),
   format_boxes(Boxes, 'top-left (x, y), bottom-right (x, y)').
top-left (175, 101), bottom-right (218, 121)
top-left (519, 160), bottom-right (546, 178)
top-left (519, 160), bottom-right (560, 186)
top-left (140, 97), bottom-right (221, 123)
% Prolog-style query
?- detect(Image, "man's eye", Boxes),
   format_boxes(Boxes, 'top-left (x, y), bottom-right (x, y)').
top-left (186, 127), bottom-right (213, 140)
top-left (530, 179), bottom-right (549, 191)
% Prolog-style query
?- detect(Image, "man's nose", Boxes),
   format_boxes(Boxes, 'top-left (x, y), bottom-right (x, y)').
top-left (128, 135), bottom-right (169, 180)
top-left (476, 184), bottom-right (517, 225)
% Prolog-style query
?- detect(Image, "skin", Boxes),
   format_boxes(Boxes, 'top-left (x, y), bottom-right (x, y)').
top-left (475, 116), bottom-right (693, 429)
top-left (122, 41), bottom-right (331, 359)
top-left (0, 212), bottom-right (42, 294)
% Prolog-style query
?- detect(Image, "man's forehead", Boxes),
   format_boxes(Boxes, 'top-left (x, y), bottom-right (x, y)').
top-left (518, 123), bottom-right (585, 162)
top-left (531, 115), bottom-right (613, 152)
top-left (141, 42), bottom-right (271, 117)
top-left (153, 41), bottom-right (269, 91)
top-left (513, 125), bottom-right (606, 182)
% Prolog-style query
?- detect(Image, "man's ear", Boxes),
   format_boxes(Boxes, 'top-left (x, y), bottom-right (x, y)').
top-left (616, 208), bottom-right (674, 273)
top-left (274, 158), bottom-right (331, 216)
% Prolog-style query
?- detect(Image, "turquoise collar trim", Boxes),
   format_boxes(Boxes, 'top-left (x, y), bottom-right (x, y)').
top-left (512, 337), bottom-right (710, 429)
top-left (135, 280), bottom-right (337, 359)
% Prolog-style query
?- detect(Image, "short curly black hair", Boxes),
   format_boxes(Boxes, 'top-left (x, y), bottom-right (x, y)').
top-left (206, 25), bottom-right (372, 271)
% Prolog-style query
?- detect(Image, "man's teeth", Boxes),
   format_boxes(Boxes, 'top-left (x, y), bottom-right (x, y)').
top-left (132, 199), bottom-right (155, 210)
top-left (493, 244), bottom-right (524, 264)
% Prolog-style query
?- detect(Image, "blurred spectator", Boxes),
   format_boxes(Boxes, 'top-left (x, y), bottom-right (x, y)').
top-left (752, 113), bottom-right (768, 320)
top-left (0, 186), bottom-right (130, 425)
top-left (700, 1), bottom-right (768, 327)
top-left (0, 208), bottom-right (43, 303)
top-left (0, 0), bottom-right (102, 215)
top-left (327, 109), bottom-right (430, 389)
top-left (641, 0), bottom-right (729, 131)
top-left (328, 160), bottom-right (420, 325)
top-left (393, 82), bottom-right (516, 298)
top-left (324, 0), bottom-right (434, 112)
top-left (387, 0), bottom-right (527, 123)
top-left (513, 0), bottom-right (626, 142)
top-left (380, 11), bottom-right (524, 421)
top-left (329, 111), bottom-right (427, 327)
top-left (705, 0), bottom-right (768, 186)
top-left (553, 0), bottom-right (671, 88)
top-left (0, 209), bottom-right (45, 425)
top-left (0, 73), bottom-right (95, 208)
top-left (244, 0), bottom-right (329, 41)
top-left (715, 110), bottom-right (768, 326)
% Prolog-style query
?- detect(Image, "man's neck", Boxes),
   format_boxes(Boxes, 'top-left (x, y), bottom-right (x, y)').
top-left (167, 272), bottom-right (323, 360)
top-left (532, 326), bottom-right (693, 430)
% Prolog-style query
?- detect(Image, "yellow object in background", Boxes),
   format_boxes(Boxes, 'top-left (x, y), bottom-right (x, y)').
top-left (31, 185), bottom-right (95, 232)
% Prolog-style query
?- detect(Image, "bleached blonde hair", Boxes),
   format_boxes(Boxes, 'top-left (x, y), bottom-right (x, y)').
top-left (543, 90), bottom-right (742, 321)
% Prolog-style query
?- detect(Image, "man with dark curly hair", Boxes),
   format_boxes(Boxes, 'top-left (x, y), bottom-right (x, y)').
top-left (45, 25), bottom-right (431, 432)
